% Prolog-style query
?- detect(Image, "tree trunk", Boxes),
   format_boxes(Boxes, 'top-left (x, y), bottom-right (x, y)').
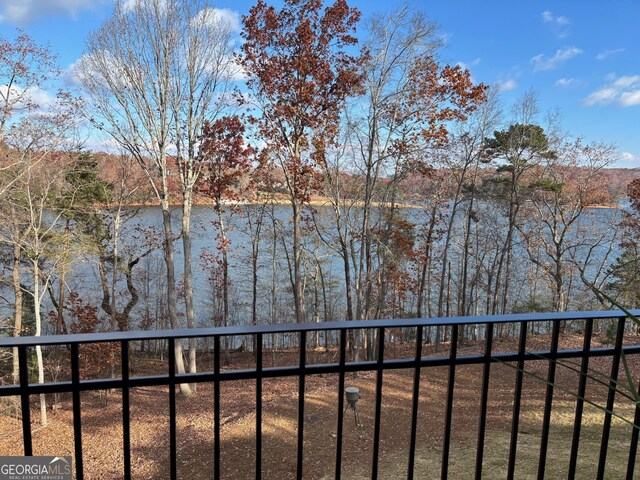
top-left (111, 207), bottom-right (121, 331)
top-left (182, 196), bottom-right (197, 391)
top-left (271, 209), bottom-right (278, 328)
top-left (459, 180), bottom-right (478, 316)
top-left (161, 198), bottom-right (191, 396)
top-left (250, 209), bottom-right (262, 354)
top-left (217, 205), bottom-right (230, 365)
top-left (417, 205), bottom-right (437, 318)
top-left (292, 198), bottom-right (304, 323)
top-left (32, 260), bottom-right (47, 426)
top-left (12, 241), bottom-right (23, 384)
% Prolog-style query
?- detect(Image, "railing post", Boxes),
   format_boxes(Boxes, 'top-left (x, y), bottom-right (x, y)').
top-left (71, 343), bottom-right (83, 480)
top-left (335, 329), bottom-right (347, 480)
top-left (507, 321), bottom-right (527, 480)
top-left (626, 379), bottom-right (640, 480)
top-left (296, 330), bottom-right (307, 480)
top-left (121, 340), bottom-right (131, 480)
top-left (168, 338), bottom-right (177, 480)
top-left (214, 336), bottom-right (221, 480)
top-left (256, 333), bottom-right (263, 480)
top-left (441, 324), bottom-right (459, 479)
top-left (371, 326), bottom-right (385, 480)
top-left (475, 322), bottom-right (494, 480)
top-left (18, 344), bottom-right (32, 456)
top-left (407, 325), bottom-right (423, 480)
top-left (568, 318), bottom-right (593, 478)
top-left (537, 318), bottom-right (561, 479)
top-left (597, 316), bottom-right (626, 479)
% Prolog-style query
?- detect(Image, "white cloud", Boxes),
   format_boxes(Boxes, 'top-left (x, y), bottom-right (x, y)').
top-left (541, 11), bottom-right (571, 37)
top-left (228, 63), bottom-right (246, 82)
top-left (531, 47), bottom-right (582, 72)
top-left (584, 75), bottom-right (640, 107)
top-left (542, 11), bottom-right (570, 26)
top-left (584, 87), bottom-right (618, 105)
top-left (195, 7), bottom-right (241, 33)
top-left (596, 48), bottom-right (625, 61)
top-left (616, 151), bottom-right (640, 168)
top-left (555, 78), bottom-right (578, 87)
top-left (611, 76), bottom-right (640, 89)
top-left (456, 58), bottom-right (481, 72)
top-left (121, 0), bottom-right (138, 11)
top-left (62, 60), bottom-right (82, 88)
top-left (28, 86), bottom-right (56, 110)
top-left (497, 79), bottom-right (517, 92)
top-left (82, 136), bottom-right (123, 154)
top-left (73, 50), bottom-right (150, 94)
top-left (0, 0), bottom-right (104, 24)
top-left (0, 84), bottom-right (55, 112)
top-left (121, 0), bottom-right (170, 15)
top-left (620, 90), bottom-right (640, 107)
top-left (438, 32), bottom-right (452, 46)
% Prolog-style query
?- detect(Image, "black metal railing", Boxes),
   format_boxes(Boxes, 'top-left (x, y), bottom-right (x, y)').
top-left (1, 310), bottom-right (640, 479)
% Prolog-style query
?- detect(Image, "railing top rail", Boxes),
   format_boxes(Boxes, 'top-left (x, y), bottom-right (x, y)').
top-left (0, 310), bottom-right (636, 348)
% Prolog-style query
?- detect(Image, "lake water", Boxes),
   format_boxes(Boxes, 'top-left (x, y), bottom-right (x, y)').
top-left (59, 202), bottom-right (623, 330)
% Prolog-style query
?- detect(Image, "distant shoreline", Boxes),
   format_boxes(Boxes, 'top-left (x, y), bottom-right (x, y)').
top-left (97, 198), bottom-right (625, 210)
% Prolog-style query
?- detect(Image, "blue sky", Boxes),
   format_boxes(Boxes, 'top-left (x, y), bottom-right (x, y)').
top-left (0, 0), bottom-right (638, 167)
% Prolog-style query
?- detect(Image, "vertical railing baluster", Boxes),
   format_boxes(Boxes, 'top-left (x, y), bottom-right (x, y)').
top-left (441, 324), bottom-right (459, 480)
top-left (335, 329), bottom-right (347, 480)
top-left (214, 336), bottom-right (221, 480)
top-left (626, 378), bottom-right (640, 480)
top-left (568, 318), bottom-right (593, 478)
top-left (475, 323), bottom-right (494, 480)
top-left (597, 317), bottom-right (626, 479)
top-left (71, 343), bottom-right (83, 480)
top-left (256, 333), bottom-right (263, 480)
top-left (372, 327), bottom-right (385, 480)
top-left (407, 325), bottom-right (424, 480)
top-left (507, 321), bottom-right (527, 480)
top-left (18, 344), bottom-right (32, 457)
top-left (296, 330), bottom-right (307, 480)
top-left (168, 338), bottom-right (177, 480)
top-left (537, 319), bottom-right (561, 480)
top-left (121, 340), bottom-right (131, 480)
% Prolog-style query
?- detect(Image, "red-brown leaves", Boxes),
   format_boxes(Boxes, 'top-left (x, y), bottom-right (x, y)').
top-left (197, 115), bottom-right (253, 210)
top-left (0, 30), bottom-right (60, 126)
top-left (54, 292), bottom-right (118, 379)
top-left (406, 57), bottom-right (488, 146)
top-left (629, 178), bottom-right (640, 213)
top-left (240, 0), bottom-right (366, 202)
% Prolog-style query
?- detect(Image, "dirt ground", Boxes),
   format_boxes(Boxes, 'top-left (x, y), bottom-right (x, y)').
top-left (1, 332), bottom-right (639, 479)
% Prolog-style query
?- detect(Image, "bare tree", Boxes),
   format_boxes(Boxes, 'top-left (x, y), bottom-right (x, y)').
top-left (0, 31), bottom-right (69, 388)
top-left (0, 98), bottom-right (82, 425)
top-left (78, 0), bottom-right (237, 394)
top-left (0, 76), bottom-right (81, 429)
top-left (434, 88), bottom-right (502, 318)
top-left (517, 140), bottom-right (616, 311)
top-left (171, 4), bottom-right (237, 391)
